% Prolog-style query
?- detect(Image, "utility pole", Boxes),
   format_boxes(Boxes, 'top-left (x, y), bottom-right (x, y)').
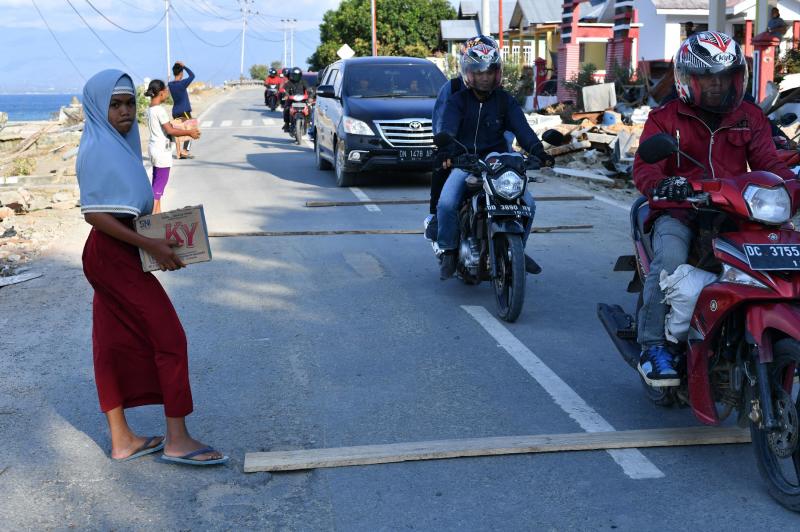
top-left (498, 0), bottom-right (503, 51)
top-left (281, 19), bottom-right (287, 67)
top-left (290, 18), bottom-right (297, 66)
top-left (239, 0), bottom-right (253, 79)
top-left (371, 0), bottom-right (377, 56)
top-left (481, 0), bottom-right (490, 35)
top-left (165, 0), bottom-right (171, 82)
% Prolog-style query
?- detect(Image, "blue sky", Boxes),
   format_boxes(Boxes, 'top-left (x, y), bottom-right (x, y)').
top-left (0, 0), bottom-right (463, 93)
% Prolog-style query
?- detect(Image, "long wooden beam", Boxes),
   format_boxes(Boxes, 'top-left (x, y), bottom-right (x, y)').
top-left (304, 195), bottom-right (595, 208)
top-left (243, 426), bottom-right (750, 473)
top-left (207, 225), bottom-right (594, 238)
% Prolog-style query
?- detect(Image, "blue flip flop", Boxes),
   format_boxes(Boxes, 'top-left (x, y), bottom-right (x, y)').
top-left (158, 446), bottom-right (229, 466)
top-left (113, 436), bottom-right (165, 462)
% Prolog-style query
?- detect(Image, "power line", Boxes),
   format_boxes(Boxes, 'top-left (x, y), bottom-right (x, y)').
top-left (31, 0), bottom-right (86, 81)
top-left (170, 5), bottom-right (242, 47)
top-left (175, 0), bottom-right (238, 22)
top-left (196, 0), bottom-right (241, 20)
top-left (65, 0), bottom-right (141, 80)
top-left (247, 30), bottom-right (282, 43)
top-left (83, 0), bottom-right (166, 33)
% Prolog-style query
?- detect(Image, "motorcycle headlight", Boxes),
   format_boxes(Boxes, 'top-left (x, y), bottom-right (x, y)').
top-left (492, 171), bottom-right (524, 200)
top-left (342, 116), bottom-right (374, 136)
top-left (744, 185), bottom-right (791, 224)
top-left (719, 263), bottom-right (768, 289)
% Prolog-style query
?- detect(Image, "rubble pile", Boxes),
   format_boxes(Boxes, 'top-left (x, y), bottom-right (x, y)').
top-left (526, 106), bottom-right (648, 188)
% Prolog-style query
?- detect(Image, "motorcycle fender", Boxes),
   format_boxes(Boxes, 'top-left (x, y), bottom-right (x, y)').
top-left (488, 219), bottom-right (525, 238)
top-left (745, 303), bottom-right (800, 363)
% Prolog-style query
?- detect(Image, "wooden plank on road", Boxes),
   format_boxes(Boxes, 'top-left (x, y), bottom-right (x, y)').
top-left (208, 225), bottom-right (593, 238)
top-left (244, 426), bottom-right (750, 473)
top-left (304, 195), bottom-right (595, 208)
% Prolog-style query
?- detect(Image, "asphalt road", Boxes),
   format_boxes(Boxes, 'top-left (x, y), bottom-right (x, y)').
top-left (2, 88), bottom-right (799, 530)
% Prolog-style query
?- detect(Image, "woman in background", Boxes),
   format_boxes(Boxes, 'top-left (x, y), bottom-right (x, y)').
top-left (145, 79), bottom-right (199, 213)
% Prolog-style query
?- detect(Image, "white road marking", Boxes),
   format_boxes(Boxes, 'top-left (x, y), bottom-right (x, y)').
top-left (462, 305), bottom-right (665, 480)
top-left (262, 118), bottom-right (271, 126)
top-left (201, 120), bottom-right (213, 128)
top-left (350, 187), bottom-right (381, 212)
top-left (241, 119), bottom-right (253, 126)
top-left (220, 120), bottom-right (233, 127)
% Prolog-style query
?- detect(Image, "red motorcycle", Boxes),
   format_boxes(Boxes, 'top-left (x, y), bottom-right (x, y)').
top-left (599, 132), bottom-right (800, 511)
top-left (287, 92), bottom-right (311, 145)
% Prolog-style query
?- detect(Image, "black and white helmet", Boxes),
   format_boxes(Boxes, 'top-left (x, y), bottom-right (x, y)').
top-left (288, 67), bottom-right (303, 83)
top-left (460, 35), bottom-right (502, 90)
top-left (674, 31), bottom-right (747, 114)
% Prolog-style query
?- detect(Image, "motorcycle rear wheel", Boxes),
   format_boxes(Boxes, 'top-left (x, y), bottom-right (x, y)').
top-left (751, 338), bottom-right (800, 512)
top-left (492, 233), bottom-right (525, 322)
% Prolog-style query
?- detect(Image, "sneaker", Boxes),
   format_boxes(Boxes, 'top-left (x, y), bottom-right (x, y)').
top-left (440, 251), bottom-right (457, 280)
top-left (282, 124), bottom-right (290, 132)
top-left (524, 254), bottom-right (542, 274)
top-left (424, 214), bottom-right (438, 241)
top-left (638, 345), bottom-right (680, 387)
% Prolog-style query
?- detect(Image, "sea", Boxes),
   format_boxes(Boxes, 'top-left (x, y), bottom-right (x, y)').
top-left (0, 94), bottom-right (82, 122)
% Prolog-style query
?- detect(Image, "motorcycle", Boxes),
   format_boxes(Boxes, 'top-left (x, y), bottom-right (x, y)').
top-left (428, 132), bottom-right (556, 322)
top-left (287, 93), bottom-right (310, 145)
top-left (265, 84), bottom-right (279, 111)
top-left (598, 132), bottom-right (800, 511)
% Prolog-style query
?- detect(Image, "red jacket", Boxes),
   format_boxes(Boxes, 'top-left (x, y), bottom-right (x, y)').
top-left (633, 99), bottom-right (794, 216)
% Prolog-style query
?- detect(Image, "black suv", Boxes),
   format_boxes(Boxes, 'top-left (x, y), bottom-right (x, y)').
top-left (313, 57), bottom-right (447, 186)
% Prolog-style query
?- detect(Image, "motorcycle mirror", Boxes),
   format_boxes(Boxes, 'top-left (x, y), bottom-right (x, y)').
top-left (316, 84), bottom-right (336, 99)
top-left (433, 132), bottom-right (453, 147)
top-left (780, 112), bottom-right (798, 127)
top-left (637, 133), bottom-right (678, 164)
top-left (541, 129), bottom-right (567, 147)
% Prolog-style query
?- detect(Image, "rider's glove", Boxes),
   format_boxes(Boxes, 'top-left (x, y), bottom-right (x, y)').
top-left (435, 146), bottom-right (456, 168)
top-left (533, 150), bottom-right (555, 168)
top-left (654, 176), bottom-right (690, 201)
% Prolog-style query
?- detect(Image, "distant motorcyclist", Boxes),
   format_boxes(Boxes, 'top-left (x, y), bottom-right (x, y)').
top-left (264, 68), bottom-right (283, 106)
top-left (437, 35), bottom-right (553, 279)
top-left (282, 67), bottom-right (310, 132)
top-left (633, 31), bottom-right (795, 386)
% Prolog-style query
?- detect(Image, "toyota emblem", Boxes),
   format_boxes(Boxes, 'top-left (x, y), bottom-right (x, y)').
top-left (769, 233), bottom-right (779, 242)
top-left (409, 121), bottom-right (422, 130)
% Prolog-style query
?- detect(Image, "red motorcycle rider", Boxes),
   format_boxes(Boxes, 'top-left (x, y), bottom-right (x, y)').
top-left (633, 31), bottom-right (795, 386)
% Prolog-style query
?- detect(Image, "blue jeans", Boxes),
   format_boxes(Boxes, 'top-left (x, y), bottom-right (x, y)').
top-left (436, 166), bottom-right (535, 251)
top-left (637, 214), bottom-right (693, 347)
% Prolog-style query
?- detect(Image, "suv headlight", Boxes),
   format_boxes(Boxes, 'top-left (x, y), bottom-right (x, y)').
top-left (492, 171), bottom-right (524, 200)
top-left (743, 185), bottom-right (791, 224)
top-left (342, 116), bottom-right (374, 136)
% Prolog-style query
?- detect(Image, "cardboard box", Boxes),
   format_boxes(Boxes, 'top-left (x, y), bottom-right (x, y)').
top-left (135, 205), bottom-right (212, 272)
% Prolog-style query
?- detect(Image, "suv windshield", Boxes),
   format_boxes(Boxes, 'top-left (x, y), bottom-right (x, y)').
top-left (345, 63), bottom-right (444, 98)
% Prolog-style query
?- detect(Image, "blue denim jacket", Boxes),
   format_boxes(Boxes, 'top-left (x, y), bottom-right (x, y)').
top-left (441, 88), bottom-right (543, 158)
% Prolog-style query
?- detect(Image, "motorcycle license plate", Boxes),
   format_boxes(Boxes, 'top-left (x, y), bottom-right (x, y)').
top-left (743, 244), bottom-right (800, 270)
top-left (292, 103), bottom-right (307, 109)
top-left (487, 204), bottom-right (532, 214)
top-left (398, 148), bottom-right (434, 162)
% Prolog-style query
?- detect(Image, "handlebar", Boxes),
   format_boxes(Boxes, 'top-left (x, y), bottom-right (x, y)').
top-left (652, 192), bottom-right (711, 204)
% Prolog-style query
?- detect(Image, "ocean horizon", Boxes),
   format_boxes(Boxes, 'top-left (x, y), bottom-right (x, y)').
top-left (0, 93), bottom-right (82, 122)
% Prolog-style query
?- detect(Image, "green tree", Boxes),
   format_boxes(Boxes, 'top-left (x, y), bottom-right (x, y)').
top-left (249, 64), bottom-right (268, 80)
top-left (308, 0), bottom-right (455, 71)
top-left (270, 60), bottom-right (283, 71)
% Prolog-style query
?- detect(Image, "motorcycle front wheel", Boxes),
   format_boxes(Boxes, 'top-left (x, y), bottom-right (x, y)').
top-left (751, 338), bottom-right (800, 512)
top-left (492, 233), bottom-right (525, 322)
top-left (295, 116), bottom-right (305, 144)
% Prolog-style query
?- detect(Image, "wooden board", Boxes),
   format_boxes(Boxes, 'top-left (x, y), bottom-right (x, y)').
top-left (304, 196), bottom-right (595, 208)
top-left (208, 225), bottom-right (593, 238)
top-left (552, 167), bottom-right (616, 183)
top-left (0, 272), bottom-right (42, 288)
top-left (244, 426), bottom-right (750, 473)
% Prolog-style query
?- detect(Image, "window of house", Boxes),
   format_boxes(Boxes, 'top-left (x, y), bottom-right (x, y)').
top-left (579, 42), bottom-right (607, 70)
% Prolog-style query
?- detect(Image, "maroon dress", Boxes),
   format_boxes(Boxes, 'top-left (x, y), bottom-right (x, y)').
top-left (82, 227), bottom-right (193, 417)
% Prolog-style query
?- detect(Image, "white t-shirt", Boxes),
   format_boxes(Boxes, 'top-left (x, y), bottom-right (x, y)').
top-left (147, 105), bottom-right (173, 168)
